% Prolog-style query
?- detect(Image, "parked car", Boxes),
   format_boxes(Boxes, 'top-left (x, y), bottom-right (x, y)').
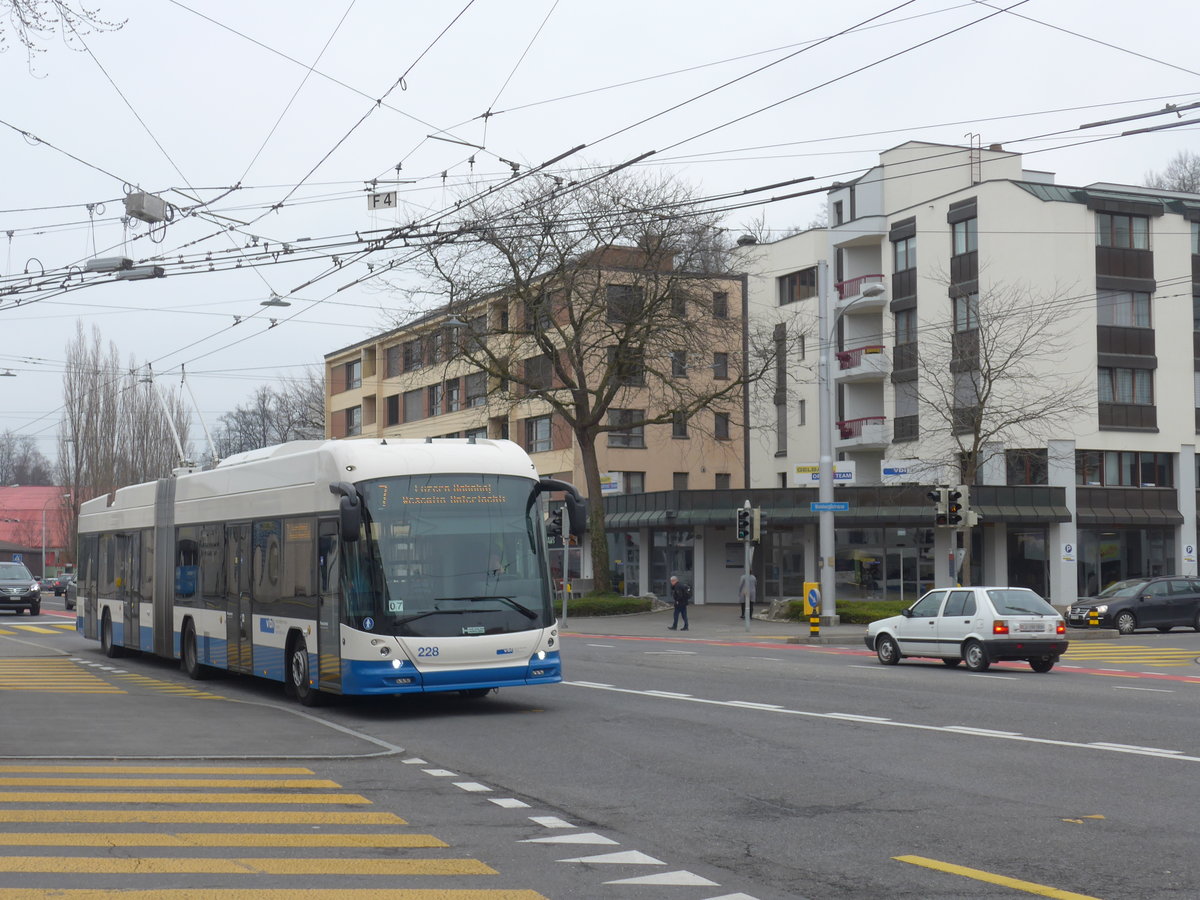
top-left (64, 578), bottom-right (77, 611)
top-left (864, 586), bottom-right (1068, 673)
top-left (50, 574), bottom-right (74, 596)
top-left (0, 561), bottom-right (41, 616)
top-left (1067, 577), bottom-right (1200, 634)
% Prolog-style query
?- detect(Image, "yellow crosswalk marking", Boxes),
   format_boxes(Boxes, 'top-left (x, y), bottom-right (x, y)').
top-left (0, 765), bottom-right (315, 775)
top-left (10, 626), bottom-right (58, 635)
top-left (0, 833), bottom-right (448, 848)
top-left (0, 891), bottom-right (549, 899)
top-left (0, 809), bottom-right (407, 825)
top-left (0, 857), bottom-right (497, 875)
top-left (0, 659), bottom-right (124, 694)
top-left (1063, 643), bottom-right (1200, 668)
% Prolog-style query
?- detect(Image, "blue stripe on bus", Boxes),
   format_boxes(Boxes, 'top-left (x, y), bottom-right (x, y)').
top-left (341, 650), bottom-right (562, 695)
top-left (140, 626), bottom-right (154, 652)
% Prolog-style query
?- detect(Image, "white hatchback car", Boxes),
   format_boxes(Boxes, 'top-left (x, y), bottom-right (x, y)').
top-left (864, 586), bottom-right (1069, 673)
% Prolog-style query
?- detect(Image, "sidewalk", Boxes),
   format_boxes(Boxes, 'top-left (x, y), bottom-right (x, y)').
top-left (559, 602), bottom-right (1119, 646)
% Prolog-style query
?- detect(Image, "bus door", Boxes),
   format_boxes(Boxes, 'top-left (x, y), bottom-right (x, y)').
top-left (316, 521), bottom-right (342, 692)
top-left (117, 533), bottom-right (139, 651)
top-left (225, 524), bottom-right (252, 672)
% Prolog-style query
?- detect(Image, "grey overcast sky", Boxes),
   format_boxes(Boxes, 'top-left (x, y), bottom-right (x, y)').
top-left (1, 0), bottom-right (1197, 462)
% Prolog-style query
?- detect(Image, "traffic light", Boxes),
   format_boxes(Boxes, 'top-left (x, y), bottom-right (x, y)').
top-left (927, 487), bottom-right (949, 526)
top-left (547, 506), bottom-right (564, 543)
top-left (750, 508), bottom-right (762, 542)
top-left (736, 506), bottom-right (751, 541)
top-left (946, 487), bottom-right (964, 527)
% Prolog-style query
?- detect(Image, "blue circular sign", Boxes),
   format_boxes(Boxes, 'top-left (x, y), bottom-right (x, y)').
top-left (807, 588), bottom-right (821, 609)
top-left (363, 616), bottom-right (375, 631)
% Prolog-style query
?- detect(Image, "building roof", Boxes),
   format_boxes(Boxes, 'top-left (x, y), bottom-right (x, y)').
top-left (0, 486), bottom-right (71, 549)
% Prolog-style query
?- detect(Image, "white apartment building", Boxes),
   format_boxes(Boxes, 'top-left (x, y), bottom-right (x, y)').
top-left (737, 141), bottom-right (1200, 606)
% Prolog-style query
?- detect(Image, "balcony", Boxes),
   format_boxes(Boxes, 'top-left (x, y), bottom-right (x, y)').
top-left (835, 344), bottom-right (888, 383)
top-left (834, 274), bottom-right (887, 315)
top-left (836, 415), bottom-right (888, 449)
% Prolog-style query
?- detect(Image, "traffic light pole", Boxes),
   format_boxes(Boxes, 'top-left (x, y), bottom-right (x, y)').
top-left (739, 499), bottom-right (751, 632)
top-left (816, 260), bottom-right (837, 624)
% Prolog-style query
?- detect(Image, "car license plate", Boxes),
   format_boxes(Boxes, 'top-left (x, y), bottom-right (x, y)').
top-left (1018, 622), bottom-right (1046, 632)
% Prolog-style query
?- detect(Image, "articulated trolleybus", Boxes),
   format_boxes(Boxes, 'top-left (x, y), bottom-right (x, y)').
top-left (76, 438), bottom-right (586, 704)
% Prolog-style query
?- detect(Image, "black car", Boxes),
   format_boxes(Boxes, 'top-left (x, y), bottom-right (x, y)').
top-left (1067, 577), bottom-right (1200, 634)
top-left (0, 561), bottom-right (41, 615)
top-left (50, 574), bottom-right (74, 596)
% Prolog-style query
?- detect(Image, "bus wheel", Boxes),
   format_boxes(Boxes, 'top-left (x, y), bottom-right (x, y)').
top-left (181, 621), bottom-right (212, 680)
top-left (460, 688), bottom-right (493, 699)
top-left (288, 636), bottom-right (323, 707)
top-left (100, 611), bottom-right (123, 659)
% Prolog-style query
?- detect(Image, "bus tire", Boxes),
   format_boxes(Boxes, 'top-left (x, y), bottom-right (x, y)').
top-left (100, 610), bottom-right (123, 659)
top-left (181, 620), bottom-right (213, 680)
top-left (288, 635), bottom-right (323, 707)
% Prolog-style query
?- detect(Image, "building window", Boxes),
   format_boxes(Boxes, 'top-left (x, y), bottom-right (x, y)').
top-left (622, 471), bottom-right (645, 494)
top-left (714, 411), bottom-right (731, 440)
top-left (715, 473), bottom-right (731, 490)
top-left (712, 352), bottom-right (728, 380)
top-left (427, 384), bottom-right (443, 416)
top-left (385, 394), bottom-right (400, 427)
top-left (1098, 367), bottom-right (1153, 405)
top-left (1077, 450), bottom-right (1172, 487)
top-left (670, 292), bottom-right (687, 318)
top-left (466, 372), bottom-right (486, 407)
top-left (609, 345), bottom-right (645, 386)
top-left (428, 331), bottom-right (444, 365)
top-left (445, 380), bottom-right (461, 412)
top-left (525, 355), bottom-right (554, 392)
top-left (344, 359), bottom-right (362, 390)
top-left (1192, 222), bottom-right (1199, 255)
top-left (1097, 290), bottom-right (1151, 328)
top-left (607, 409), bottom-right (646, 448)
top-left (673, 472), bottom-right (689, 491)
top-left (346, 406), bottom-right (362, 436)
top-left (671, 350), bottom-right (687, 378)
top-left (953, 293), bottom-right (979, 332)
top-left (713, 291), bottom-right (729, 318)
top-left (775, 402), bottom-right (788, 455)
top-left (895, 308), bottom-right (916, 344)
top-left (1096, 212), bottom-right (1149, 250)
top-left (774, 323), bottom-right (787, 392)
top-left (893, 236), bottom-right (916, 272)
top-left (526, 415), bottom-right (552, 453)
top-left (465, 426), bottom-right (487, 441)
top-left (403, 388), bottom-right (423, 423)
top-left (833, 200), bottom-right (844, 225)
top-left (671, 411), bottom-right (688, 439)
top-left (952, 218), bottom-right (977, 255)
top-left (606, 284), bottom-right (643, 322)
top-left (525, 291), bottom-right (555, 330)
top-left (402, 339), bottom-right (424, 372)
top-left (385, 346), bottom-right (401, 378)
top-left (778, 268), bottom-right (817, 305)
top-left (797, 398), bottom-right (806, 426)
top-left (1006, 449), bottom-right (1048, 485)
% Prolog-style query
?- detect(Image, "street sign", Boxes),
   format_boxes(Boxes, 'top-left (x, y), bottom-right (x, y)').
top-left (368, 191), bottom-right (396, 210)
top-left (807, 587), bottom-right (821, 610)
top-left (810, 501), bottom-right (849, 512)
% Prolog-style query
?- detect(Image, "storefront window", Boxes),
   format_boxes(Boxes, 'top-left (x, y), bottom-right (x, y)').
top-left (1077, 527), bottom-right (1175, 596)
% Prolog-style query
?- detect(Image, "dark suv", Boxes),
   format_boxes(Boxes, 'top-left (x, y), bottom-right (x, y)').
top-left (1067, 577), bottom-right (1200, 634)
top-left (0, 561), bottom-right (41, 616)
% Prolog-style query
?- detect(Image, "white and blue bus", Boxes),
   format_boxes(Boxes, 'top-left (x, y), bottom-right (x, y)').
top-left (76, 438), bottom-right (585, 704)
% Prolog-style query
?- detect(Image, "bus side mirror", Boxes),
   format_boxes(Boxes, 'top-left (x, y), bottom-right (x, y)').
top-left (329, 482), bottom-right (362, 543)
top-left (537, 478), bottom-right (587, 538)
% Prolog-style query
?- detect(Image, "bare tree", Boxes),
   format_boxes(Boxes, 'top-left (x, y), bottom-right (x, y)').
top-left (0, 430), bottom-right (53, 485)
top-left (392, 169), bottom-right (775, 593)
top-left (212, 368), bottom-right (325, 457)
top-left (1, 0), bottom-right (124, 65)
top-left (57, 322), bottom-right (191, 557)
top-left (1144, 149), bottom-right (1200, 193)
top-left (913, 280), bottom-right (1092, 583)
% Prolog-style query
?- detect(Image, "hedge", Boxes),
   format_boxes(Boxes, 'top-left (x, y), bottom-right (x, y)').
top-left (783, 599), bottom-right (909, 625)
top-left (554, 593), bottom-right (653, 617)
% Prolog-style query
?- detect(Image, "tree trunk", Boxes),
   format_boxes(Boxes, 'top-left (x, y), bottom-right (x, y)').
top-left (575, 429), bottom-right (611, 594)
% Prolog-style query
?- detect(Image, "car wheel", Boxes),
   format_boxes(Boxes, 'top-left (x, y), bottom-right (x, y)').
top-left (1030, 657), bottom-right (1055, 673)
top-left (875, 635), bottom-right (900, 666)
top-left (28, 601), bottom-right (40, 616)
top-left (181, 621), bottom-right (212, 680)
top-left (288, 636), bottom-right (323, 706)
top-left (1195, 610), bottom-right (1200, 633)
top-left (942, 658), bottom-right (962, 667)
top-left (100, 611), bottom-right (123, 658)
top-left (1115, 611), bottom-right (1137, 635)
top-left (963, 640), bottom-right (990, 672)
top-left (1157, 625), bottom-right (1173, 633)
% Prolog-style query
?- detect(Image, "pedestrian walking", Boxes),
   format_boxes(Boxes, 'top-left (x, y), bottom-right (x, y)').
top-left (668, 574), bottom-right (691, 630)
top-left (737, 571), bottom-right (757, 618)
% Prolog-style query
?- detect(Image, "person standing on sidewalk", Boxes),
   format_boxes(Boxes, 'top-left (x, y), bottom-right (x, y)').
top-left (737, 571), bottom-right (757, 619)
top-left (668, 575), bottom-right (690, 631)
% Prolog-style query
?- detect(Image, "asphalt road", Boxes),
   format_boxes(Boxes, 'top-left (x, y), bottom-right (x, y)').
top-left (4, 598), bottom-right (1200, 899)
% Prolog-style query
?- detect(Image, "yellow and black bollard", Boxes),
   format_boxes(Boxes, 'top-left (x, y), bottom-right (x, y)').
top-left (809, 615), bottom-right (820, 639)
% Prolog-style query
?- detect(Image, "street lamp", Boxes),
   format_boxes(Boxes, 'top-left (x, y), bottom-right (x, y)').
top-left (817, 261), bottom-right (886, 624)
top-left (41, 492), bottom-right (70, 580)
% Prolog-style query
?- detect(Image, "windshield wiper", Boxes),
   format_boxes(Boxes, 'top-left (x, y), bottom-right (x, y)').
top-left (436, 595), bottom-right (538, 620)
top-left (393, 609), bottom-right (473, 626)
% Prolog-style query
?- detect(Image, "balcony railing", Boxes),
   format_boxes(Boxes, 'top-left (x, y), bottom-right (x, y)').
top-left (835, 273), bottom-right (885, 300)
top-left (836, 344), bottom-right (886, 370)
top-left (837, 416), bottom-right (886, 440)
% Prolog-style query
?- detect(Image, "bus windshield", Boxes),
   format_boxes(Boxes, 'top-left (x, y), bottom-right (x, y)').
top-left (342, 473), bottom-right (554, 637)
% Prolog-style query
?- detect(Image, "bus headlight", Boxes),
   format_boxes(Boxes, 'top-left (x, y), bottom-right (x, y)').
top-left (391, 658), bottom-right (402, 669)
top-left (536, 650), bottom-right (546, 660)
